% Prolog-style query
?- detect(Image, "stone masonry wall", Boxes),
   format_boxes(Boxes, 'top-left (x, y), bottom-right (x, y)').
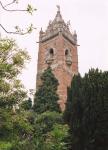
top-left (36, 33), bottom-right (78, 111)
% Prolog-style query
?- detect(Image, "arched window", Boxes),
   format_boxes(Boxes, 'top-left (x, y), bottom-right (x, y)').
top-left (49, 48), bottom-right (54, 56)
top-left (65, 49), bottom-right (69, 56)
top-left (65, 49), bottom-right (72, 65)
top-left (46, 48), bottom-right (54, 64)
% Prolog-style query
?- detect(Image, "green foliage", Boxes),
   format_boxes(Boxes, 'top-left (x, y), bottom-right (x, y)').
top-left (0, 38), bottom-right (30, 108)
top-left (64, 74), bottom-right (83, 124)
top-left (32, 111), bottom-right (69, 150)
top-left (12, 111), bottom-right (33, 137)
top-left (0, 38), bottom-right (34, 150)
top-left (34, 111), bottom-right (63, 136)
top-left (64, 74), bottom-right (84, 150)
top-left (0, 141), bottom-right (12, 150)
top-left (0, 38), bottom-right (69, 149)
top-left (64, 69), bottom-right (108, 150)
top-left (20, 98), bottom-right (32, 110)
top-left (34, 67), bottom-right (60, 113)
top-left (45, 124), bottom-right (69, 150)
top-left (0, 109), bottom-right (13, 140)
top-left (82, 69), bottom-right (108, 150)
top-left (27, 4), bottom-right (37, 15)
top-left (0, 109), bottom-right (34, 150)
top-left (32, 67), bottom-right (69, 149)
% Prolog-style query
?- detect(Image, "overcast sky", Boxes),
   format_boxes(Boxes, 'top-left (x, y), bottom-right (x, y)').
top-left (1, 0), bottom-right (108, 91)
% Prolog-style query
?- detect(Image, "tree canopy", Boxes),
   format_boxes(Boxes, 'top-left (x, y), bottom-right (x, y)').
top-left (0, 38), bottom-right (30, 108)
top-left (64, 69), bottom-right (108, 150)
top-left (0, 38), bottom-right (34, 150)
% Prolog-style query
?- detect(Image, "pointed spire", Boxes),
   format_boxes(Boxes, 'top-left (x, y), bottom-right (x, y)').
top-left (53, 5), bottom-right (63, 23)
top-left (40, 6), bottom-right (77, 45)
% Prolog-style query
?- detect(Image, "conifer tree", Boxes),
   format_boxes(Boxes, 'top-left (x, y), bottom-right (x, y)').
top-left (34, 67), bottom-right (60, 113)
top-left (64, 69), bottom-right (108, 150)
top-left (82, 69), bottom-right (108, 150)
top-left (33, 67), bottom-right (69, 150)
top-left (64, 74), bottom-right (84, 150)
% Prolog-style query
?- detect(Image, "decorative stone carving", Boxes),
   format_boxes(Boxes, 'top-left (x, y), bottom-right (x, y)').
top-left (39, 6), bottom-right (77, 45)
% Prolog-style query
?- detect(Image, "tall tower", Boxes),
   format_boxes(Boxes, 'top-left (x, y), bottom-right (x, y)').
top-left (36, 6), bottom-right (78, 111)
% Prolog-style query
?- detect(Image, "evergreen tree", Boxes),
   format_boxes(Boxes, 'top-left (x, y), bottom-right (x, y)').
top-left (34, 67), bottom-right (60, 113)
top-left (82, 69), bottom-right (108, 150)
top-left (64, 74), bottom-right (84, 150)
top-left (64, 69), bottom-right (108, 150)
top-left (33, 67), bottom-right (69, 150)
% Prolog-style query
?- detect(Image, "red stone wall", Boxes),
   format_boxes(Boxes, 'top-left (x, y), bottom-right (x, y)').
top-left (36, 34), bottom-right (78, 111)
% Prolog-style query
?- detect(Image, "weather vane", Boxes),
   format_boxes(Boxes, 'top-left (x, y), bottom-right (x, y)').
top-left (56, 5), bottom-right (60, 11)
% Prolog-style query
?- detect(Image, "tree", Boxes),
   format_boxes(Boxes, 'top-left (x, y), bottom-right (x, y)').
top-left (0, 38), bottom-right (34, 150)
top-left (64, 74), bottom-right (84, 150)
top-left (64, 69), bottom-right (108, 150)
top-left (34, 67), bottom-right (60, 113)
top-left (0, 38), bottom-right (30, 108)
top-left (82, 69), bottom-right (108, 150)
top-left (64, 74), bottom-right (83, 124)
top-left (20, 97), bottom-right (32, 110)
top-left (32, 67), bottom-right (69, 150)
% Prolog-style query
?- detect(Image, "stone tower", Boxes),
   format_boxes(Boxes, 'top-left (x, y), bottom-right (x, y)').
top-left (36, 6), bottom-right (78, 111)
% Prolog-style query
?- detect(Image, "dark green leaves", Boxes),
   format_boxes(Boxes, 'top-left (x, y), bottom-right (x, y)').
top-left (34, 67), bottom-right (60, 113)
top-left (64, 69), bottom-right (108, 150)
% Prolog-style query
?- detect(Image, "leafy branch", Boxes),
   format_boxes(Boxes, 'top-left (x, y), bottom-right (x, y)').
top-left (0, 24), bottom-right (36, 35)
top-left (0, 0), bottom-right (36, 35)
top-left (0, 1), bottom-right (36, 14)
